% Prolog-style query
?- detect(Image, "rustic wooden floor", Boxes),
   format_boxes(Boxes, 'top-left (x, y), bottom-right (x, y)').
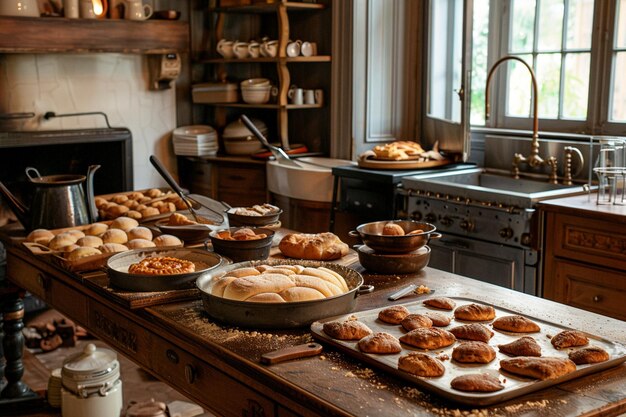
top-left (12, 308), bottom-right (216, 417)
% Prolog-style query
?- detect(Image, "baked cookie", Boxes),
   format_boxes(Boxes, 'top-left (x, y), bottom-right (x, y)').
top-left (452, 341), bottom-right (496, 364)
top-left (423, 297), bottom-right (456, 311)
top-left (378, 305), bottom-right (410, 324)
top-left (454, 303), bottom-right (496, 321)
top-left (500, 357), bottom-right (577, 380)
top-left (450, 374), bottom-right (504, 392)
top-left (357, 332), bottom-right (402, 354)
top-left (498, 336), bottom-right (542, 357)
top-left (398, 353), bottom-right (445, 377)
top-left (401, 314), bottom-right (433, 331)
top-left (551, 330), bottom-right (589, 350)
top-left (449, 323), bottom-right (494, 343)
top-left (423, 311), bottom-right (451, 327)
top-left (323, 320), bottom-right (372, 341)
top-left (399, 327), bottom-right (456, 350)
top-left (568, 346), bottom-right (609, 365)
top-left (492, 315), bottom-right (540, 333)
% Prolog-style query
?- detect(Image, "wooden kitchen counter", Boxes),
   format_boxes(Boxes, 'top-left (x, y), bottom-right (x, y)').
top-left (2, 234), bottom-right (626, 416)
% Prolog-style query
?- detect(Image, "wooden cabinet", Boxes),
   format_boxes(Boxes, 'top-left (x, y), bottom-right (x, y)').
top-left (540, 195), bottom-right (626, 321)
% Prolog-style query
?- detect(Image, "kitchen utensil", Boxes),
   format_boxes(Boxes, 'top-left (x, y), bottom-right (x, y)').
top-left (387, 284), bottom-right (434, 301)
top-left (225, 207), bottom-right (282, 227)
top-left (107, 248), bottom-right (223, 292)
top-left (240, 115), bottom-right (301, 167)
top-left (349, 220), bottom-right (441, 253)
top-left (0, 165), bottom-right (100, 231)
top-left (196, 259), bottom-right (373, 328)
top-left (149, 155), bottom-right (201, 223)
top-left (356, 244), bottom-right (431, 275)
top-left (208, 227), bottom-right (275, 262)
top-left (260, 343), bottom-right (323, 365)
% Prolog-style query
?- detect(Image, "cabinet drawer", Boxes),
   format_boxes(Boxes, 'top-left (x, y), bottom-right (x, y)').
top-left (552, 213), bottom-right (626, 270)
top-left (554, 259), bottom-right (626, 321)
top-left (6, 253), bottom-right (50, 301)
top-left (153, 337), bottom-right (276, 417)
top-left (218, 166), bottom-right (266, 190)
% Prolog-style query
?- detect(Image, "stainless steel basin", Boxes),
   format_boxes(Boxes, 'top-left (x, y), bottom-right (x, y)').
top-left (402, 168), bottom-right (589, 208)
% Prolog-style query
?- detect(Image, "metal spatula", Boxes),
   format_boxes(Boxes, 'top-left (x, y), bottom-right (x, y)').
top-left (240, 115), bottom-right (301, 167)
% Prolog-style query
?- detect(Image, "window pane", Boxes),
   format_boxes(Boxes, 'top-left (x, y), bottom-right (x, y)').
top-left (611, 52), bottom-right (626, 121)
top-left (536, 53), bottom-right (561, 119)
top-left (510, 0), bottom-right (536, 53)
top-left (506, 55), bottom-right (533, 117)
top-left (563, 52), bottom-right (590, 119)
top-left (470, 0), bottom-right (490, 125)
top-left (566, 0), bottom-right (593, 49)
top-left (538, 0), bottom-right (564, 51)
top-left (617, 0), bottom-right (626, 48)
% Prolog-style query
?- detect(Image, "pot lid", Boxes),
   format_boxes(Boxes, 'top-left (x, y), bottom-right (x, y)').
top-left (63, 343), bottom-right (118, 376)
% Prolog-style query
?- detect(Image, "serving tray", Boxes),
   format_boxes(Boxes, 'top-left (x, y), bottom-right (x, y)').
top-left (310, 297), bottom-right (626, 406)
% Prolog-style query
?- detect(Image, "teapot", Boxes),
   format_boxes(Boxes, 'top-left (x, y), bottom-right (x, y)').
top-left (0, 165), bottom-right (100, 231)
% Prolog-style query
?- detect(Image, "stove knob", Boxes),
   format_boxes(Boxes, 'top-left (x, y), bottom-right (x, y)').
top-left (441, 216), bottom-right (453, 226)
top-left (499, 227), bottom-right (514, 239)
top-left (425, 213), bottom-right (437, 223)
top-left (411, 211), bottom-right (423, 221)
top-left (459, 219), bottom-right (474, 232)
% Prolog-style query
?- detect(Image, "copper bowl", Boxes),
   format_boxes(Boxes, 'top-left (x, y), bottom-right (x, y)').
top-left (355, 244), bottom-right (431, 274)
top-left (349, 220), bottom-right (441, 253)
top-left (226, 208), bottom-right (282, 227)
top-left (208, 227), bottom-right (275, 262)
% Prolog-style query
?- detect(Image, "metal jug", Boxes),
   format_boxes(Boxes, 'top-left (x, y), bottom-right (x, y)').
top-left (0, 165), bottom-right (100, 231)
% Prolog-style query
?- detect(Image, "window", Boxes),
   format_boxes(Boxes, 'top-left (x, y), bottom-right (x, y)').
top-left (471, 0), bottom-right (626, 134)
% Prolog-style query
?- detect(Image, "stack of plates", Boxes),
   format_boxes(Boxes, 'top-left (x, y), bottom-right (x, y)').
top-left (47, 368), bottom-right (62, 408)
top-left (173, 125), bottom-right (218, 157)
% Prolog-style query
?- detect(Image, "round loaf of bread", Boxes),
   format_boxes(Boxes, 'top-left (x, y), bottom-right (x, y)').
top-left (153, 234), bottom-right (183, 247)
top-left (99, 243), bottom-right (129, 254)
top-left (102, 228), bottom-right (128, 244)
top-left (26, 229), bottom-right (55, 245)
top-left (76, 236), bottom-right (104, 248)
top-left (66, 246), bottom-right (102, 261)
top-left (110, 217), bottom-right (139, 232)
top-left (127, 226), bottom-right (153, 241)
top-left (85, 222), bottom-right (109, 236)
top-left (48, 233), bottom-right (79, 251)
top-left (213, 265), bottom-right (349, 303)
top-left (127, 239), bottom-right (156, 249)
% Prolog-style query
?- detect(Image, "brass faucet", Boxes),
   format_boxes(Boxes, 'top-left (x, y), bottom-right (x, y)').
top-left (485, 56), bottom-right (558, 184)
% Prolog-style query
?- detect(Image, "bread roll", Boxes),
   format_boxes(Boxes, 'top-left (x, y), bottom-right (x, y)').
top-left (279, 287), bottom-right (325, 302)
top-left (146, 188), bottom-right (163, 198)
top-left (66, 246), bottom-right (102, 261)
top-left (62, 244), bottom-right (80, 253)
top-left (382, 223), bottom-right (405, 236)
top-left (140, 207), bottom-right (160, 218)
top-left (246, 293), bottom-right (286, 303)
top-left (301, 267), bottom-right (347, 292)
top-left (65, 229), bottom-right (86, 240)
top-left (26, 229), bottom-right (55, 245)
top-left (111, 194), bottom-right (129, 204)
top-left (107, 205), bottom-right (129, 218)
top-left (127, 239), bottom-right (156, 249)
top-left (223, 273), bottom-right (295, 301)
top-left (127, 191), bottom-right (144, 200)
top-left (48, 233), bottom-right (78, 251)
top-left (126, 210), bottom-right (142, 220)
top-left (290, 275), bottom-right (341, 297)
top-left (76, 236), bottom-right (104, 248)
top-left (224, 267), bottom-right (261, 278)
top-left (158, 202), bottom-right (176, 214)
top-left (102, 228), bottom-right (128, 244)
top-left (94, 197), bottom-right (108, 208)
top-left (127, 226), bottom-right (153, 241)
top-left (99, 243), bottom-right (128, 253)
top-left (123, 199), bottom-right (139, 209)
top-left (211, 276), bottom-right (239, 297)
top-left (153, 234), bottom-right (182, 247)
top-left (110, 217), bottom-right (139, 232)
top-left (279, 232), bottom-right (349, 261)
top-left (85, 223), bottom-right (109, 236)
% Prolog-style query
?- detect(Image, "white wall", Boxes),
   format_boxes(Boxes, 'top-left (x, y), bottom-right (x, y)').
top-left (0, 53), bottom-right (177, 190)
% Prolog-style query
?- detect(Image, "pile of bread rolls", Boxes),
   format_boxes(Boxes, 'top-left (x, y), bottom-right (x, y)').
top-left (211, 264), bottom-right (349, 303)
top-left (25, 217), bottom-right (183, 262)
top-left (95, 189), bottom-right (189, 221)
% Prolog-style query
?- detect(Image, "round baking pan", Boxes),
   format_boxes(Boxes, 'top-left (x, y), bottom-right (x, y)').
top-left (349, 220), bottom-right (441, 253)
top-left (107, 248), bottom-right (223, 292)
top-left (355, 244), bottom-right (431, 274)
top-left (226, 208), bottom-right (282, 227)
top-left (196, 259), bottom-right (373, 329)
top-left (208, 227), bottom-right (274, 262)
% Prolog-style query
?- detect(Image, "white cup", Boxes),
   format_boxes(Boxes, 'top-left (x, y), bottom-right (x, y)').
top-left (301, 41), bottom-right (317, 57)
top-left (288, 87), bottom-right (304, 105)
top-left (304, 89), bottom-right (315, 105)
top-left (233, 41), bottom-right (250, 59)
top-left (216, 39), bottom-right (235, 59)
top-left (248, 42), bottom-right (261, 58)
top-left (286, 40), bottom-right (302, 57)
top-left (260, 40), bottom-right (278, 58)
top-left (64, 0), bottom-right (79, 18)
top-left (124, 0), bottom-right (153, 20)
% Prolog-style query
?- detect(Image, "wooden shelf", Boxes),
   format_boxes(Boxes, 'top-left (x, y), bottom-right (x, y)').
top-left (193, 102), bottom-right (323, 109)
top-left (0, 16), bottom-right (189, 54)
top-left (211, 2), bottom-right (325, 14)
top-left (199, 55), bottom-right (331, 63)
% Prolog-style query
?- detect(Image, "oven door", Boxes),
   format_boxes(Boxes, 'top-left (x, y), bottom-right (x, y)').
top-left (428, 235), bottom-right (538, 295)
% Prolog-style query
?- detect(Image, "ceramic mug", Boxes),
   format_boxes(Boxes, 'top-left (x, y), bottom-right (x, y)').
top-left (79, 0), bottom-right (96, 18)
top-left (248, 41), bottom-right (261, 58)
top-left (286, 40), bottom-right (302, 57)
top-left (233, 41), bottom-right (250, 59)
top-left (63, 0), bottom-right (79, 18)
top-left (216, 39), bottom-right (235, 59)
top-left (304, 89), bottom-right (315, 105)
top-left (301, 41), bottom-right (317, 57)
top-left (314, 89), bottom-right (324, 106)
top-left (260, 40), bottom-right (278, 58)
top-left (124, 0), bottom-right (152, 20)
top-left (288, 87), bottom-right (304, 105)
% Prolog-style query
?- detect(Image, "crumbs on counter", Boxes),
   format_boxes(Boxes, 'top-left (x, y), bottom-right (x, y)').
top-left (414, 284), bottom-right (431, 295)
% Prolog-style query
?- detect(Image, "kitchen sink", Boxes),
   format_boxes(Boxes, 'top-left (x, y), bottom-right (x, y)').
top-left (402, 167), bottom-right (590, 208)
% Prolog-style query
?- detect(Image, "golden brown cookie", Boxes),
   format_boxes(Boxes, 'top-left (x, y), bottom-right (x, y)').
top-left (423, 297), bottom-right (456, 310)
top-left (378, 305), bottom-right (410, 324)
top-left (500, 357), bottom-right (577, 380)
top-left (398, 353), bottom-right (445, 377)
top-left (357, 332), bottom-right (402, 354)
top-left (568, 346), bottom-right (610, 365)
top-left (399, 327), bottom-right (456, 350)
top-left (401, 314), bottom-right (433, 331)
top-left (452, 341), bottom-right (496, 364)
top-left (450, 373), bottom-right (504, 392)
top-left (551, 330), bottom-right (589, 350)
top-left (423, 311), bottom-right (451, 327)
top-left (492, 315), bottom-right (540, 333)
top-left (323, 320), bottom-right (372, 341)
top-left (454, 303), bottom-right (496, 321)
top-left (449, 323), bottom-right (494, 343)
top-left (498, 336), bottom-right (542, 357)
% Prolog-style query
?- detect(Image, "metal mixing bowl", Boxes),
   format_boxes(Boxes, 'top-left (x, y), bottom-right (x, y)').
top-left (349, 220), bottom-right (441, 253)
top-left (208, 227), bottom-right (275, 262)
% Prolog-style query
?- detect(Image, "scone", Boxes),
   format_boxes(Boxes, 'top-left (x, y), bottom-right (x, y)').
top-left (454, 303), bottom-right (496, 321)
top-left (568, 346), bottom-right (609, 365)
top-left (450, 374), bottom-right (504, 392)
top-left (500, 357), bottom-right (577, 380)
top-left (449, 323), bottom-right (494, 343)
top-left (551, 330), bottom-right (589, 350)
top-left (110, 217), bottom-right (139, 232)
top-left (323, 320), bottom-right (372, 341)
top-left (101, 228), bottom-right (128, 244)
top-left (378, 305), bottom-right (410, 324)
top-left (399, 327), bottom-right (456, 350)
top-left (423, 297), bottom-right (456, 311)
top-left (498, 336), bottom-right (542, 357)
top-left (26, 229), bottom-right (55, 245)
top-left (401, 314), bottom-right (433, 331)
top-left (492, 315), bottom-right (540, 333)
top-left (398, 353), bottom-right (445, 377)
top-left (357, 332), bottom-right (402, 354)
top-left (452, 341), bottom-right (496, 364)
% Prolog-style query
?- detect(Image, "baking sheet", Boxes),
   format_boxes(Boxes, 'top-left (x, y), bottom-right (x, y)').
top-left (310, 297), bottom-right (626, 406)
